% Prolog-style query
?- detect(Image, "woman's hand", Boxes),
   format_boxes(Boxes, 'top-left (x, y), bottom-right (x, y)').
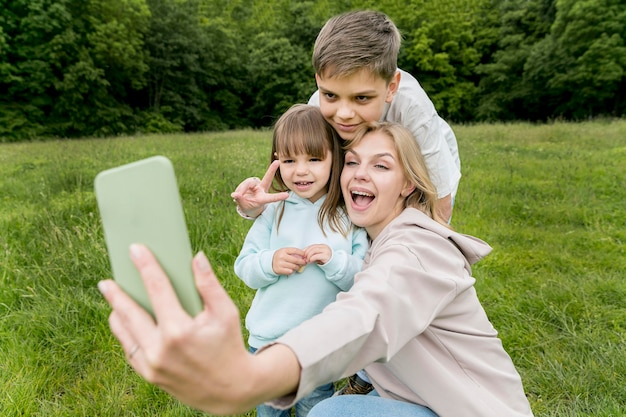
top-left (231, 160), bottom-right (289, 218)
top-left (98, 244), bottom-right (300, 414)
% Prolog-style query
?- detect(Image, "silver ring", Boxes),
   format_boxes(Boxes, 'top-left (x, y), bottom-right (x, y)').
top-left (128, 344), bottom-right (140, 359)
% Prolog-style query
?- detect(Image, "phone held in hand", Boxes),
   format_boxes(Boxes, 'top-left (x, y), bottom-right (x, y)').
top-left (95, 155), bottom-right (203, 317)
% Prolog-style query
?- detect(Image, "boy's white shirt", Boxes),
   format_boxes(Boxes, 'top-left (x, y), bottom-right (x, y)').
top-left (308, 68), bottom-right (461, 199)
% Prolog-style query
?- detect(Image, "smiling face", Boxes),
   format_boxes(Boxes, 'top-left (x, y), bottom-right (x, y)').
top-left (341, 130), bottom-right (414, 240)
top-left (316, 69), bottom-right (400, 141)
top-left (277, 150), bottom-right (333, 203)
top-left (270, 104), bottom-right (342, 205)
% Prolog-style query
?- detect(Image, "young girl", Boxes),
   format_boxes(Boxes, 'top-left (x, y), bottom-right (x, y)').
top-left (233, 104), bottom-right (368, 417)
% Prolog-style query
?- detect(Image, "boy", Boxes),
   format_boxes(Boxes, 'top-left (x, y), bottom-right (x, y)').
top-left (234, 10), bottom-right (460, 223)
top-left (308, 10), bottom-right (460, 222)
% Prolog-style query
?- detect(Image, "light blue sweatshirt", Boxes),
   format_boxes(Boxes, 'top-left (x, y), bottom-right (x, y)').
top-left (234, 192), bottom-right (368, 348)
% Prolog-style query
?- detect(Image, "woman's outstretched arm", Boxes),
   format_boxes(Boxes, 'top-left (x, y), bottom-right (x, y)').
top-left (99, 244), bottom-right (301, 415)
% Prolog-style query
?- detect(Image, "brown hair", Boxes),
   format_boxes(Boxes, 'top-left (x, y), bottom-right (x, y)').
top-left (312, 10), bottom-right (401, 83)
top-left (271, 104), bottom-right (348, 235)
top-left (342, 122), bottom-right (447, 226)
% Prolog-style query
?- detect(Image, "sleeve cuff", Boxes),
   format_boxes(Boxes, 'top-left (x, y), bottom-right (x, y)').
top-left (236, 204), bottom-right (258, 220)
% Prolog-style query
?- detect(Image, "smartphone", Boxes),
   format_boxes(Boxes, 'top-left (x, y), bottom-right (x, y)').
top-left (94, 155), bottom-right (203, 317)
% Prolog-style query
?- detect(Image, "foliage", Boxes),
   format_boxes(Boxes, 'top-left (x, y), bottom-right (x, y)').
top-left (244, 34), bottom-right (314, 125)
top-left (238, 0), bottom-right (327, 125)
top-left (142, 0), bottom-right (249, 132)
top-left (477, 0), bottom-right (626, 121)
top-left (524, 0), bottom-right (626, 119)
top-left (475, 0), bottom-right (557, 120)
top-left (0, 0), bottom-right (150, 140)
top-left (1, 0), bottom-right (625, 140)
top-left (379, 0), bottom-right (500, 121)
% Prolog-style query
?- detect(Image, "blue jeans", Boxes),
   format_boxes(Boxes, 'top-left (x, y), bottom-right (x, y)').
top-left (249, 346), bottom-right (334, 417)
top-left (308, 390), bottom-right (439, 417)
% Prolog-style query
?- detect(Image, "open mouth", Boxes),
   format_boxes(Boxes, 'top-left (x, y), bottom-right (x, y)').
top-left (351, 190), bottom-right (375, 207)
top-left (294, 181), bottom-right (314, 191)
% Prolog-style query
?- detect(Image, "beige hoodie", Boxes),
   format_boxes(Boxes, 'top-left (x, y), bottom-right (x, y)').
top-left (266, 208), bottom-right (533, 417)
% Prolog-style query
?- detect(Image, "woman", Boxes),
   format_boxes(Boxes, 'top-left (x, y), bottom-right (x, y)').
top-left (99, 122), bottom-right (534, 417)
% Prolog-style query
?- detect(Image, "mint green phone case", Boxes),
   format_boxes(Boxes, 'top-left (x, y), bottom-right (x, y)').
top-left (95, 156), bottom-right (202, 317)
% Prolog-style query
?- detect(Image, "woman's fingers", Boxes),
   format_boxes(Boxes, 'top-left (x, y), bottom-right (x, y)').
top-left (98, 247), bottom-right (256, 414)
top-left (192, 251), bottom-right (239, 318)
top-left (98, 278), bottom-right (156, 375)
top-left (129, 244), bottom-right (190, 325)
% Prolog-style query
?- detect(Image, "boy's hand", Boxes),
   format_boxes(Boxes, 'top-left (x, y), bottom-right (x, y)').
top-left (272, 247), bottom-right (307, 276)
top-left (303, 244), bottom-right (332, 266)
top-left (435, 194), bottom-right (453, 224)
top-left (231, 160), bottom-right (289, 218)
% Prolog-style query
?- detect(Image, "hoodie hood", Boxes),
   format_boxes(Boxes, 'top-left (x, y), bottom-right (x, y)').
top-left (383, 208), bottom-right (492, 265)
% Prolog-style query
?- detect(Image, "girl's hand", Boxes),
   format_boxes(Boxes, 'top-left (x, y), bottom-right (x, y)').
top-left (303, 244), bottom-right (332, 266)
top-left (272, 247), bottom-right (307, 275)
top-left (231, 160), bottom-right (289, 218)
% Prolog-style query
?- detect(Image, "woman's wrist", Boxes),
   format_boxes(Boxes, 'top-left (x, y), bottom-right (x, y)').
top-left (250, 343), bottom-right (301, 403)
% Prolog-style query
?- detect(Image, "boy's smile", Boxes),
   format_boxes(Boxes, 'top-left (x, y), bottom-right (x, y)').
top-left (316, 69), bottom-right (400, 141)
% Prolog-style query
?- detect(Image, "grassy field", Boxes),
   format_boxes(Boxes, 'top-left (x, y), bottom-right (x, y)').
top-left (1, 121), bottom-right (624, 416)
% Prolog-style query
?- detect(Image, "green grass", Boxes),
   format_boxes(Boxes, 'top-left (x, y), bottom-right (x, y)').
top-left (1, 121), bottom-right (625, 416)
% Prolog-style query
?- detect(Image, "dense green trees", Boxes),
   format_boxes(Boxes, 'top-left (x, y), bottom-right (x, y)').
top-left (525, 0), bottom-right (626, 119)
top-left (1, 0), bottom-right (150, 138)
top-left (140, 0), bottom-right (246, 132)
top-left (1, 0), bottom-right (624, 141)
top-left (477, 0), bottom-right (626, 120)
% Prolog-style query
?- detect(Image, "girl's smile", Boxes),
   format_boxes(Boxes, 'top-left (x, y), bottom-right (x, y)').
top-left (278, 150), bottom-right (333, 203)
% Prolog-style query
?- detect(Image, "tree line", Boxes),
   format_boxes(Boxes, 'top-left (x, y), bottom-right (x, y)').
top-left (1, 0), bottom-right (624, 141)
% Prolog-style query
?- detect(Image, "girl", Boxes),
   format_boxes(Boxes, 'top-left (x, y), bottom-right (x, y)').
top-left (233, 104), bottom-right (368, 417)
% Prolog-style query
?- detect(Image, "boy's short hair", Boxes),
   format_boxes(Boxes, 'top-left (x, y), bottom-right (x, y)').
top-left (312, 10), bottom-right (401, 83)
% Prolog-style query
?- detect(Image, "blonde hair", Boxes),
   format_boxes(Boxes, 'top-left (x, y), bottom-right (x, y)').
top-left (271, 104), bottom-right (348, 235)
top-left (313, 10), bottom-right (401, 83)
top-left (343, 122), bottom-right (447, 226)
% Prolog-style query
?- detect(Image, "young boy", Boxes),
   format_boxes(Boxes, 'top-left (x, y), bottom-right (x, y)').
top-left (308, 10), bottom-right (460, 222)
top-left (233, 10), bottom-right (460, 223)
top-left (232, 9), bottom-right (461, 396)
